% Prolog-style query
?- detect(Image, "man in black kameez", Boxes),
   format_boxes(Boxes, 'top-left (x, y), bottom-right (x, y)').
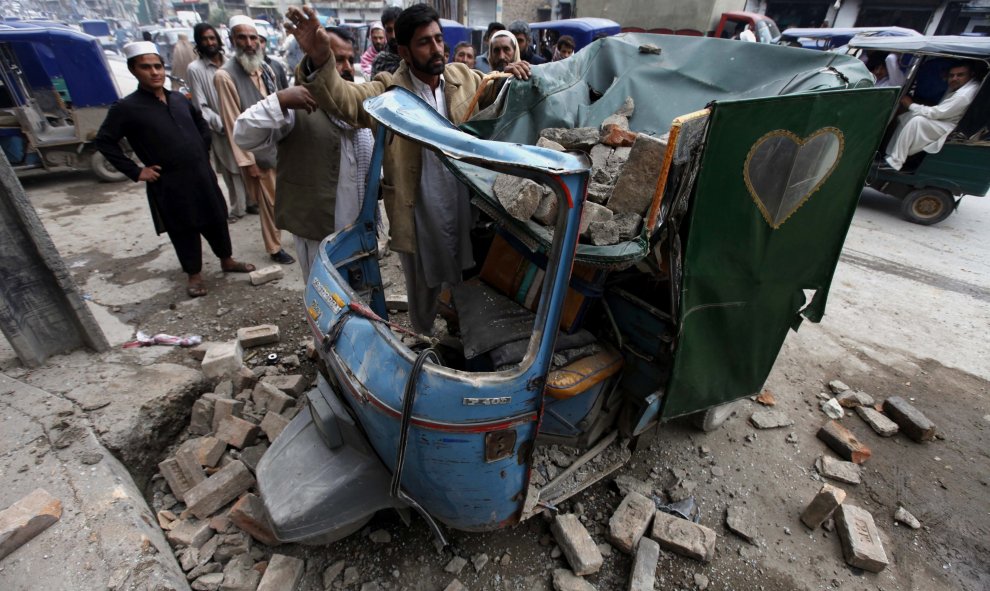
top-left (95, 42), bottom-right (255, 298)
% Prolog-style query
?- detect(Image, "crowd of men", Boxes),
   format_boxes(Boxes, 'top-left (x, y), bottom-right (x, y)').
top-left (94, 3), bottom-right (982, 324)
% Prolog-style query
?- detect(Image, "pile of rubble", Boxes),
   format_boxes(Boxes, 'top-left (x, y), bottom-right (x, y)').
top-left (149, 324), bottom-right (313, 591)
top-left (492, 98), bottom-right (668, 246)
top-left (748, 378), bottom-right (936, 574)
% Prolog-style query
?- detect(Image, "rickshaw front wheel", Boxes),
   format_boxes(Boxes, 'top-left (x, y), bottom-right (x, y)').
top-left (91, 151), bottom-right (128, 183)
top-left (691, 400), bottom-right (741, 432)
top-left (901, 188), bottom-right (955, 226)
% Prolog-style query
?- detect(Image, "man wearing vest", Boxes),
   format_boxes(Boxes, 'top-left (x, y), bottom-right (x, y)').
top-left (232, 27), bottom-right (374, 281)
top-left (215, 16), bottom-right (295, 265)
top-left (285, 3), bottom-right (531, 334)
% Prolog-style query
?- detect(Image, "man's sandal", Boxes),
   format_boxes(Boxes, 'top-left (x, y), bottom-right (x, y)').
top-left (222, 262), bottom-right (256, 273)
top-left (187, 283), bottom-right (208, 298)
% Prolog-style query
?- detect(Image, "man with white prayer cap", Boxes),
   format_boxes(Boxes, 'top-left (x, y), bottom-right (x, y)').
top-left (215, 15), bottom-right (294, 264)
top-left (94, 42), bottom-right (256, 298)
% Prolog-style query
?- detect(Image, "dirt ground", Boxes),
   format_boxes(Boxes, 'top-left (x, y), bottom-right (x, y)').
top-left (9, 172), bottom-right (990, 591)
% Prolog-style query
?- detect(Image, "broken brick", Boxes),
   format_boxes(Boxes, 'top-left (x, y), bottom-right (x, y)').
top-left (212, 398), bottom-right (245, 434)
top-left (260, 411), bottom-right (290, 442)
top-left (159, 457), bottom-right (196, 502)
top-left (0, 488), bottom-right (62, 560)
top-left (236, 324), bottom-right (280, 348)
top-left (216, 415), bottom-right (259, 450)
top-left (817, 420), bottom-right (871, 464)
top-left (229, 493), bottom-right (279, 547)
top-left (261, 374), bottom-right (309, 397)
top-left (800, 483), bottom-right (846, 530)
top-left (184, 460), bottom-right (256, 520)
top-left (882, 396), bottom-right (936, 442)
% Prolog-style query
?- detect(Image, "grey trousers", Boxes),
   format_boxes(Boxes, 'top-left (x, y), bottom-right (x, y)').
top-left (398, 252), bottom-right (441, 336)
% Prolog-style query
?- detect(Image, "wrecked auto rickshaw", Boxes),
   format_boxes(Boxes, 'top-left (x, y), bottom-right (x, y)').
top-left (258, 34), bottom-right (898, 544)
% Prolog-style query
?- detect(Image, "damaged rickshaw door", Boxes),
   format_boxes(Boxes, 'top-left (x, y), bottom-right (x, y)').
top-left (257, 34), bottom-right (897, 546)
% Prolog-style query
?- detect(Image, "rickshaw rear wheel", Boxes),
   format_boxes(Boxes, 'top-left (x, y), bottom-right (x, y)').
top-left (900, 188), bottom-right (954, 226)
top-left (91, 151), bottom-right (128, 182)
top-left (691, 400), bottom-right (741, 432)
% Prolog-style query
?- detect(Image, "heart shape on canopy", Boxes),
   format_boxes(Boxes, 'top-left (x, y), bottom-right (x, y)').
top-left (743, 127), bottom-right (844, 229)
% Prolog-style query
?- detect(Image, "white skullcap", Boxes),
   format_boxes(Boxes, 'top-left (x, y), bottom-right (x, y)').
top-left (122, 41), bottom-right (160, 59)
top-left (229, 15), bottom-right (255, 30)
top-left (369, 21), bottom-right (384, 32)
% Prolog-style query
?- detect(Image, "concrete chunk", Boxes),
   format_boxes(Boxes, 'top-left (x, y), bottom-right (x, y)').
top-left (607, 134), bottom-right (667, 215)
top-left (817, 420), bottom-right (871, 464)
top-left (724, 505), bottom-right (759, 545)
top-left (260, 411), bottom-right (290, 442)
top-left (856, 406), bottom-right (899, 437)
top-left (250, 265), bottom-right (284, 286)
top-left (533, 191), bottom-right (559, 225)
top-left (221, 553), bottom-right (260, 591)
top-left (894, 506), bottom-right (921, 529)
top-left (261, 374), bottom-right (309, 397)
top-left (828, 379), bottom-right (850, 394)
top-left (650, 510), bottom-right (716, 562)
top-left (159, 457), bottom-right (196, 501)
top-left (836, 390), bottom-right (875, 408)
top-left (536, 137), bottom-right (566, 151)
top-left (607, 492), bottom-right (655, 554)
top-left (551, 513), bottom-right (603, 576)
top-left (216, 415), bottom-right (260, 449)
top-left (236, 324), bottom-right (280, 348)
top-left (184, 460), bottom-right (256, 520)
top-left (257, 554), bottom-right (303, 591)
top-left (540, 127), bottom-right (600, 150)
top-left (552, 569), bottom-right (596, 591)
top-left (749, 409), bottom-right (794, 429)
top-left (800, 483), bottom-right (846, 530)
top-left (628, 537), bottom-right (659, 591)
top-left (613, 212), bottom-right (642, 240)
top-left (167, 518), bottom-right (214, 549)
top-left (0, 488), bottom-right (62, 560)
top-left (815, 455), bottom-right (862, 485)
top-left (229, 493), bottom-right (279, 546)
top-left (882, 396), bottom-right (936, 442)
top-left (579, 201), bottom-right (613, 235)
top-left (493, 174), bottom-right (544, 221)
top-left (835, 504), bottom-right (889, 572)
top-left (202, 342), bottom-right (244, 380)
top-left (588, 220), bottom-right (620, 246)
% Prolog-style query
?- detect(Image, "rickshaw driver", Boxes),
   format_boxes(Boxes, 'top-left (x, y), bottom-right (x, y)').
top-left (285, 3), bottom-right (532, 335)
top-left (883, 61), bottom-right (980, 171)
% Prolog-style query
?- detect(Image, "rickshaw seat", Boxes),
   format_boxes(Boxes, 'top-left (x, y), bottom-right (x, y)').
top-left (545, 347), bottom-right (623, 400)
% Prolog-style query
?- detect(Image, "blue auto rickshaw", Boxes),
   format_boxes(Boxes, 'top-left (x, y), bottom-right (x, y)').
top-left (778, 26), bottom-right (921, 51)
top-left (850, 35), bottom-right (990, 224)
top-left (258, 34), bottom-right (896, 543)
top-left (0, 23), bottom-right (126, 180)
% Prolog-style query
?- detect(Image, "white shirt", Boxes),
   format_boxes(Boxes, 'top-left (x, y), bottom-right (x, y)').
top-left (907, 78), bottom-right (979, 124)
top-left (233, 93), bottom-right (373, 231)
top-left (408, 73), bottom-right (475, 288)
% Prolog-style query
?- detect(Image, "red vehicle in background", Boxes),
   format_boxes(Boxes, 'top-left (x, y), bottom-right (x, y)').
top-left (623, 11), bottom-right (781, 44)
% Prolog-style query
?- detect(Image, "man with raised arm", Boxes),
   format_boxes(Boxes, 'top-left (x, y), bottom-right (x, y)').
top-left (285, 3), bottom-right (531, 334)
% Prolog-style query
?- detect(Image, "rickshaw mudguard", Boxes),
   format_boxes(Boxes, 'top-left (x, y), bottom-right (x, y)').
top-left (662, 87), bottom-right (899, 419)
top-left (265, 87), bottom-right (590, 534)
top-left (256, 374), bottom-right (403, 544)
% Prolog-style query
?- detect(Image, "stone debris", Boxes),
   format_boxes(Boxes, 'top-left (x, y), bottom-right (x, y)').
top-left (628, 537), bottom-right (659, 591)
top-left (614, 475), bottom-right (653, 498)
top-left (579, 202), bottom-right (614, 235)
top-left (836, 390), bottom-right (874, 408)
top-left (184, 460), bottom-right (256, 520)
top-left (494, 174), bottom-right (545, 221)
top-left (216, 415), bottom-right (260, 450)
top-left (0, 488), bottom-right (62, 561)
top-left (607, 134), bottom-right (667, 216)
top-left (221, 553), bottom-right (260, 591)
top-left (444, 556), bottom-right (468, 575)
top-left (650, 510), bottom-right (716, 562)
top-left (749, 410), bottom-right (794, 429)
top-left (443, 579), bottom-right (468, 591)
top-left (369, 529), bottom-right (391, 544)
top-left (471, 552), bottom-right (489, 572)
top-left (343, 566), bottom-right (360, 586)
top-left (256, 554), bottom-right (303, 591)
top-left (229, 493), bottom-right (278, 546)
top-left (607, 492), bottom-right (655, 554)
top-left (552, 513), bottom-right (603, 576)
top-left (202, 342), bottom-right (244, 380)
top-left (159, 457), bottom-right (197, 502)
top-left (212, 398), bottom-right (245, 434)
top-left (167, 518), bottom-right (213, 549)
top-left (249, 265), bottom-right (284, 286)
top-left (835, 504), bottom-right (889, 572)
top-left (800, 483), bottom-right (846, 530)
top-left (540, 127), bottom-right (600, 150)
top-left (725, 505), bottom-right (759, 545)
top-left (236, 324), bottom-right (280, 348)
top-left (261, 374), bottom-right (309, 397)
top-left (587, 220), bottom-right (619, 246)
top-left (754, 390), bottom-right (777, 406)
top-left (894, 506), bottom-right (921, 529)
top-left (815, 455), bottom-right (862, 485)
top-left (537, 137), bottom-right (566, 151)
top-left (551, 568), bottom-right (597, 591)
top-left (856, 406), bottom-right (899, 437)
top-left (191, 572), bottom-right (224, 591)
top-left (817, 421), bottom-right (871, 464)
top-left (820, 398), bottom-right (844, 419)
top-left (828, 380), bottom-right (850, 394)
top-left (882, 396), bottom-right (936, 442)
top-left (322, 560), bottom-right (345, 588)
top-left (259, 411), bottom-right (290, 442)
top-left (694, 573), bottom-right (710, 590)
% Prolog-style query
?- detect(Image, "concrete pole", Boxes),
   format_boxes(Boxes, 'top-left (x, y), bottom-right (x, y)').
top-left (0, 153), bottom-right (109, 367)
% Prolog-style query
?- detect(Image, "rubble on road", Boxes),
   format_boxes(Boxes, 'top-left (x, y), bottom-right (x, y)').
top-left (749, 409), bottom-right (794, 429)
top-left (0, 488), bottom-right (62, 560)
top-left (855, 406), bottom-right (900, 437)
top-left (148, 354), bottom-right (314, 586)
top-left (835, 504), bottom-right (889, 572)
top-left (894, 506), bottom-right (922, 529)
top-left (552, 513), bottom-right (604, 576)
top-left (724, 505), bottom-right (760, 545)
top-left (650, 510), bottom-right (716, 562)
top-left (628, 538), bottom-right (660, 591)
top-left (817, 421), bottom-right (871, 464)
top-left (820, 398), bottom-right (844, 419)
top-left (607, 492), bottom-right (654, 554)
top-left (835, 390), bottom-right (874, 408)
top-left (882, 396), bottom-right (936, 442)
top-left (800, 483), bottom-right (846, 530)
top-left (815, 455), bottom-right (862, 485)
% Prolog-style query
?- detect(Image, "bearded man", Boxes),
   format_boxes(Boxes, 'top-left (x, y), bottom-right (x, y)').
top-left (488, 30), bottom-right (520, 72)
top-left (215, 15), bottom-right (294, 264)
top-left (186, 23), bottom-right (248, 221)
top-left (286, 3), bottom-right (531, 334)
top-left (360, 21), bottom-right (385, 77)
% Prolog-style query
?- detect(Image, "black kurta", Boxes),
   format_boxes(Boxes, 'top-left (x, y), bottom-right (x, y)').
top-left (94, 87), bottom-right (228, 235)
